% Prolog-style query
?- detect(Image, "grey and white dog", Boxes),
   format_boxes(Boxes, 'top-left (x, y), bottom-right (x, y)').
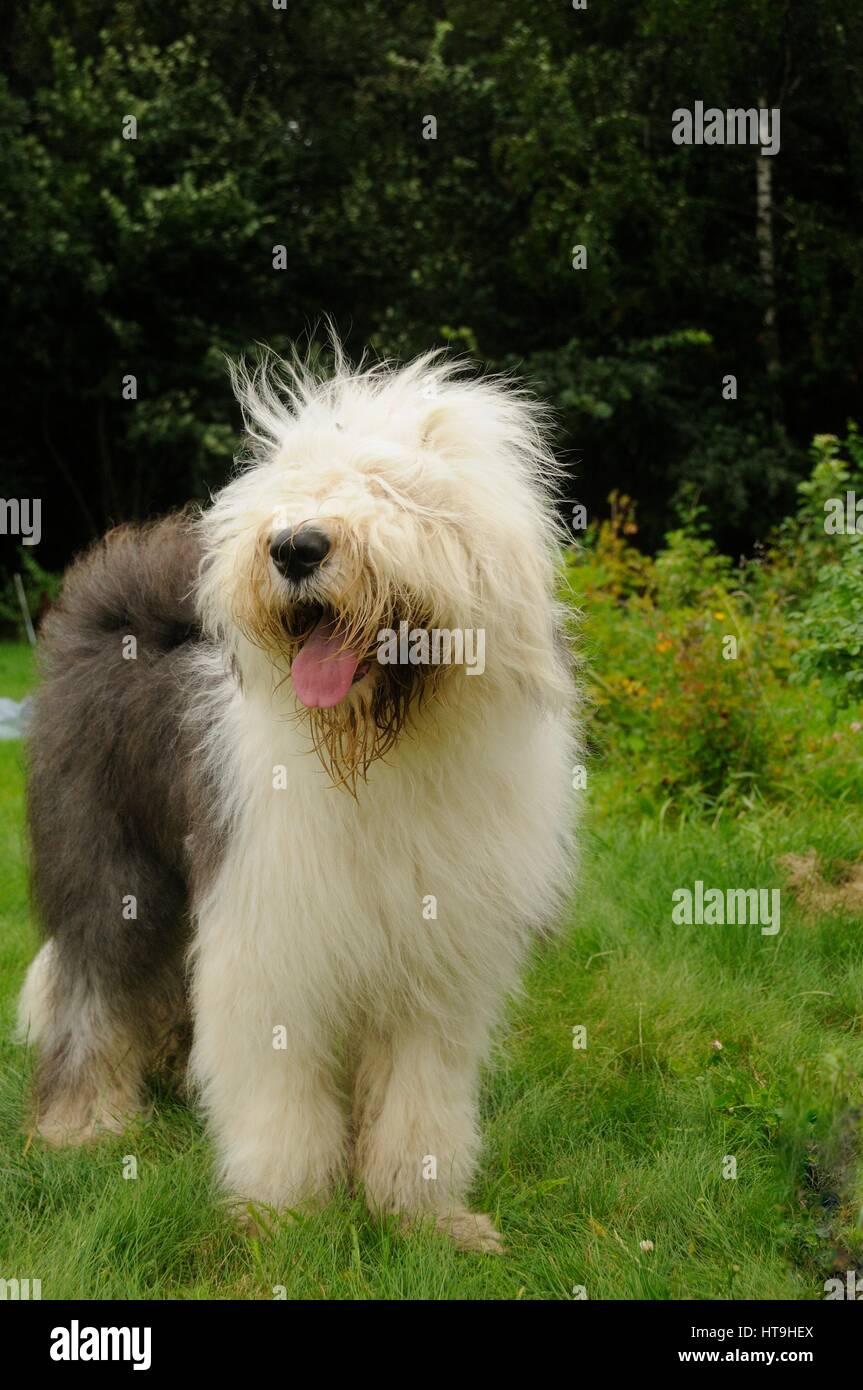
top-left (17, 348), bottom-right (576, 1251)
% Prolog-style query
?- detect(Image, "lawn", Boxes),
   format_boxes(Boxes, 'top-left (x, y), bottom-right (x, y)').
top-left (1, 610), bottom-right (862, 1297)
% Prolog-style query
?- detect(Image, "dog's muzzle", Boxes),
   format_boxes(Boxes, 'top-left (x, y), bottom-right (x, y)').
top-left (267, 524), bottom-right (372, 709)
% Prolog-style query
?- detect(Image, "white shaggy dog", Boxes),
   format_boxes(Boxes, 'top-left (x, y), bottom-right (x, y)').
top-left (19, 346), bottom-right (576, 1253)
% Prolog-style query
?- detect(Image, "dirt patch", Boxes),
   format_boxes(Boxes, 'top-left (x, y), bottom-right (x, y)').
top-left (777, 849), bottom-right (863, 916)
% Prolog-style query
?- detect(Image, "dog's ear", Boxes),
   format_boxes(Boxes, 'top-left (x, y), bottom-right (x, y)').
top-left (414, 373), bottom-right (556, 489)
top-left (417, 384), bottom-right (507, 459)
top-left (412, 373), bottom-right (572, 711)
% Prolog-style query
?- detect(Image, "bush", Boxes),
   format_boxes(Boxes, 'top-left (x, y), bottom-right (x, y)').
top-left (791, 534), bottom-right (863, 711)
top-left (567, 434), bottom-right (863, 816)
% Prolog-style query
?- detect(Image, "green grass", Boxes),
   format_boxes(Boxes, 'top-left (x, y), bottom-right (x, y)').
top-left (0, 641), bottom-right (36, 701)
top-left (1, 641), bottom-right (862, 1299)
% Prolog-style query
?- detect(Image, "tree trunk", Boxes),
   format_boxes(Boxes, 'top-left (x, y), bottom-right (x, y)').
top-left (755, 99), bottom-right (783, 422)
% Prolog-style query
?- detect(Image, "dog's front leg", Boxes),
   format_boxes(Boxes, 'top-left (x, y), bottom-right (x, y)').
top-left (190, 932), bottom-right (347, 1224)
top-left (353, 1016), bottom-right (503, 1253)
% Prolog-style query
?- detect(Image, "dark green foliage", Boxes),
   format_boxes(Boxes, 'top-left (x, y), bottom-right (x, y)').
top-left (1, 0), bottom-right (861, 572)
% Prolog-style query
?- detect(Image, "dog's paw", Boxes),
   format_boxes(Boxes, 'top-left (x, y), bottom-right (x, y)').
top-left (230, 1201), bottom-right (287, 1239)
top-left (229, 1195), bottom-right (326, 1239)
top-left (435, 1209), bottom-right (505, 1255)
top-left (33, 1097), bottom-right (148, 1148)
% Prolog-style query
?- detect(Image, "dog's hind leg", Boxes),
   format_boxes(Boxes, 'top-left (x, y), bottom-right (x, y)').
top-left (18, 838), bottom-right (190, 1147)
top-left (17, 940), bottom-right (152, 1144)
top-left (19, 514), bottom-right (201, 1145)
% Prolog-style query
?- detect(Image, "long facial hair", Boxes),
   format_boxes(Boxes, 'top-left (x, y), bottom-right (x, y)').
top-left (230, 521), bottom-right (447, 792)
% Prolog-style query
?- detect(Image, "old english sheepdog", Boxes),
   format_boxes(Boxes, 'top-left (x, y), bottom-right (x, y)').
top-left (17, 346), bottom-right (577, 1252)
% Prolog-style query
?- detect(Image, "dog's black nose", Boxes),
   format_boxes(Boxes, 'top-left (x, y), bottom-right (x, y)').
top-left (269, 525), bottom-right (331, 581)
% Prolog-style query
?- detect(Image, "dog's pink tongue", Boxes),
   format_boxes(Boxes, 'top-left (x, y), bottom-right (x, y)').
top-left (291, 618), bottom-right (361, 708)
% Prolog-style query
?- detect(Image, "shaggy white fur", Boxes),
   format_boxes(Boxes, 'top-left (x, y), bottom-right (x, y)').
top-left (188, 348), bottom-right (577, 1251)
